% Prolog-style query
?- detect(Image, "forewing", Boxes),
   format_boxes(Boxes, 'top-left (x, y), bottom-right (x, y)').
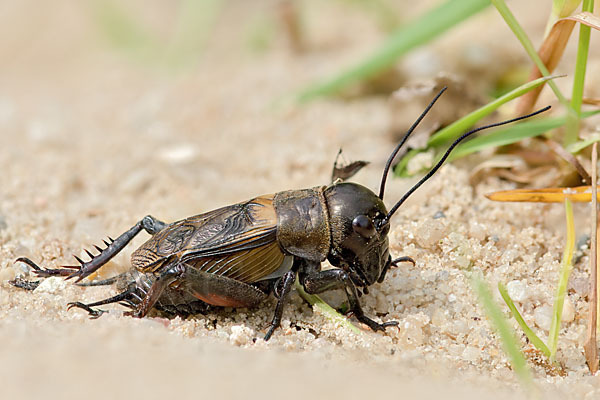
top-left (132, 195), bottom-right (287, 283)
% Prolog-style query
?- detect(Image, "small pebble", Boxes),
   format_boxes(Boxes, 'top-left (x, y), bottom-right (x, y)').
top-left (462, 346), bottom-right (480, 362)
top-left (561, 297), bottom-right (575, 323)
top-left (158, 145), bottom-right (197, 164)
top-left (433, 211), bottom-right (445, 219)
top-left (415, 219), bottom-right (447, 249)
top-left (33, 277), bottom-right (67, 294)
top-left (533, 305), bottom-right (553, 331)
top-left (229, 325), bottom-right (255, 346)
top-left (506, 280), bottom-right (529, 303)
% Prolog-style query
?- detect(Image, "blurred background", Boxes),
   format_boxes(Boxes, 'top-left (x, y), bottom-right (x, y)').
top-left (1, 1), bottom-right (599, 399)
top-left (2, 0), bottom-right (584, 220)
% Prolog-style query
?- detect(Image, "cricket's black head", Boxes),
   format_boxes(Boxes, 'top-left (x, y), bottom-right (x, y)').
top-left (324, 182), bottom-right (390, 287)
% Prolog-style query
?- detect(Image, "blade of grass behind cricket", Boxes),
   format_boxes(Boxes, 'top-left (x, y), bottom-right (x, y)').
top-left (296, 0), bottom-right (490, 102)
top-left (447, 109), bottom-right (600, 161)
top-left (427, 76), bottom-right (560, 148)
top-left (394, 75), bottom-right (560, 176)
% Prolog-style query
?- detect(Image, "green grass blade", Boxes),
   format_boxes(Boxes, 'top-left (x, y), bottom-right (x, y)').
top-left (565, 0), bottom-right (595, 145)
top-left (92, 0), bottom-right (221, 68)
top-left (448, 109), bottom-right (600, 161)
top-left (566, 133), bottom-right (600, 154)
top-left (551, 0), bottom-right (583, 19)
top-left (393, 148), bottom-right (420, 178)
top-left (498, 282), bottom-right (551, 358)
top-left (296, 0), bottom-right (490, 102)
top-left (546, 0), bottom-right (582, 36)
top-left (471, 274), bottom-right (534, 388)
top-left (294, 280), bottom-right (362, 335)
top-left (92, 0), bottom-right (159, 58)
top-left (427, 75), bottom-right (560, 148)
top-left (490, 0), bottom-right (570, 109)
top-left (548, 198), bottom-right (576, 361)
top-left (167, 0), bottom-right (223, 67)
top-left (337, 0), bottom-right (401, 31)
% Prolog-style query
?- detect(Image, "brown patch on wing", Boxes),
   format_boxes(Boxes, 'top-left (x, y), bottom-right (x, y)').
top-left (131, 195), bottom-right (283, 280)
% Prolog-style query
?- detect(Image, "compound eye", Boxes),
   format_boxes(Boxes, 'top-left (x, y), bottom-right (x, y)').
top-left (352, 215), bottom-right (376, 238)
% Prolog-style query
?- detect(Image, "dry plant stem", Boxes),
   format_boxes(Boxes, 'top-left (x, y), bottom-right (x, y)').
top-left (486, 186), bottom-right (597, 203)
top-left (545, 0), bottom-right (582, 36)
top-left (544, 138), bottom-right (592, 183)
top-left (515, 10), bottom-right (599, 116)
top-left (583, 98), bottom-right (600, 106)
top-left (548, 198), bottom-right (575, 361)
top-left (516, 9), bottom-right (599, 138)
top-left (490, 0), bottom-right (569, 108)
top-left (278, 0), bottom-right (304, 53)
top-left (583, 142), bottom-right (598, 374)
top-left (515, 17), bottom-right (575, 115)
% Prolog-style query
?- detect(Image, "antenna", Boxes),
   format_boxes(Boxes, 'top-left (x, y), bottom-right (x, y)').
top-left (379, 105), bottom-right (552, 227)
top-left (378, 87), bottom-right (447, 199)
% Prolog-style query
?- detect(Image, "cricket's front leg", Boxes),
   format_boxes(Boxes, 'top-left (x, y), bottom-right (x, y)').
top-left (298, 260), bottom-right (397, 332)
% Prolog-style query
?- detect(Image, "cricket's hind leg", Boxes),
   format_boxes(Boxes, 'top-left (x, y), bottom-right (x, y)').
top-left (9, 257), bottom-right (78, 291)
top-left (12, 215), bottom-right (167, 285)
top-left (67, 270), bottom-right (151, 318)
top-left (67, 286), bottom-right (138, 318)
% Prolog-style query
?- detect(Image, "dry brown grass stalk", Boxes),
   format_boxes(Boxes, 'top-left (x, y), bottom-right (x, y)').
top-left (516, 12), bottom-right (600, 115)
top-left (583, 142), bottom-right (598, 373)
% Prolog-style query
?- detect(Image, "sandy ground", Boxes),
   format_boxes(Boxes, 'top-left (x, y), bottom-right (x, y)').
top-left (1, 1), bottom-right (599, 399)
